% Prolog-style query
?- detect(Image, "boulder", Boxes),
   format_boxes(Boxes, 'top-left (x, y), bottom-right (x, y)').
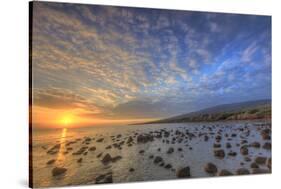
top-left (204, 163), bottom-right (218, 174)
top-left (154, 156), bottom-right (163, 164)
top-left (236, 168), bottom-right (250, 175)
top-left (219, 169), bottom-right (233, 176)
top-left (52, 167), bottom-right (67, 176)
top-left (240, 145), bottom-right (248, 156)
top-left (255, 156), bottom-right (267, 165)
top-left (252, 168), bottom-right (270, 174)
top-left (214, 149), bottom-right (225, 159)
top-left (167, 147), bottom-right (174, 154)
top-left (176, 167), bottom-right (191, 178)
top-left (262, 142), bottom-right (271, 150)
top-left (46, 159), bottom-right (56, 165)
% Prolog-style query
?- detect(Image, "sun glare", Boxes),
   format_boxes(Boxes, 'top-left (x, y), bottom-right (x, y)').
top-left (60, 114), bottom-right (73, 127)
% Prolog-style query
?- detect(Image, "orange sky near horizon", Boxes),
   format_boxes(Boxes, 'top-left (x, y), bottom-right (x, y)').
top-left (31, 105), bottom-right (156, 129)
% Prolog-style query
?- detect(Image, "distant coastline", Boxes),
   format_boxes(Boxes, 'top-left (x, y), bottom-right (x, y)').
top-left (132, 99), bottom-right (271, 125)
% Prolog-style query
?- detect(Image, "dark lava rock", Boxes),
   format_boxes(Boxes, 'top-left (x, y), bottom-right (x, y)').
top-left (176, 167), bottom-right (191, 178)
top-left (204, 135), bottom-right (209, 141)
top-left (214, 149), bottom-right (225, 159)
top-left (154, 156), bottom-right (163, 164)
top-left (149, 155), bottom-right (154, 159)
top-left (46, 159), bottom-right (56, 165)
top-left (164, 164), bottom-right (172, 169)
top-left (157, 148), bottom-right (161, 152)
top-left (159, 162), bottom-right (165, 167)
top-left (252, 168), bottom-right (270, 174)
top-left (89, 146), bottom-right (96, 151)
top-left (102, 154), bottom-right (112, 164)
top-left (267, 158), bottom-right (272, 169)
top-left (72, 146), bottom-right (88, 155)
top-left (240, 145), bottom-right (248, 156)
top-left (255, 156), bottom-right (267, 165)
top-left (129, 168), bottom-right (135, 172)
top-left (236, 168), bottom-right (250, 175)
top-left (97, 153), bottom-right (103, 158)
top-left (178, 148), bottom-right (183, 152)
top-left (96, 138), bottom-right (104, 143)
top-left (262, 142), bottom-right (271, 150)
top-left (213, 143), bottom-right (221, 148)
top-left (204, 163), bottom-right (218, 174)
top-left (95, 172), bottom-right (113, 184)
top-left (250, 162), bottom-right (259, 169)
top-left (77, 158), bottom-right (83, 163)
top-left (105, 145), bottom-right (112, 149)
top-left (226, 143), bottom-right (232, 149)
top-left (228, 151), bottom-right (237, 157)
top-left (261, 129), bottom-right (271, 140)
top-left (139, 150), bottom-right (145, 154)
top-left (167, 147), bottom-right (174, 154)
top-left (52, 167), bottom-right (67, 176)
top-left (137, 134), bottom-right (154, 144)
top-left (219, 169), bottom-right (233, 176)
top-left (250, 142), bottom-right (261, 148)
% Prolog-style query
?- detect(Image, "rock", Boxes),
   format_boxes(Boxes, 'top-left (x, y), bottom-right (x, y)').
top-left (214, 149), bottom-right (225, 159)
top-left (105, 145), bottom-right (112, 149)
top-left (52, 167), bottom-right (67, 176)
top-left (231, 133), bottom-right (237, 137)
top-left (236, 168), bottom-right (250, 175)
top-left (77, 158), bottom-right (83, 163)
top-left (262, 142), bottom-right (271, 150)
top-left (95, 172), bottom-right (113, 184)
top-left (228, 151), bottom-right (237, 157)
top-left (72, 146), bottom-right (88, 155)
top-left (250, 142), bottom-right (261, 148)
top-left (244, 157), bottom-right (251, 162)
top-left (213, 143), bottom-right (221, 148)
top-left (154, 156), bottom-right (163, 164)
top-left (127, 136), bottom-right (133, 144)
top-left (89, 146), bottom-right (96, 151)
top-left (226, 143), bottom-right (232, 149)
top-left (252, 168), bottom-right (270, 174)
top-left (167, 147), bottom-right (174, 154)
top-left (240, 145), bottom-right (248, 156)
top-left (176, 167), bottom-right (191, 178)
top-left (267, 158), bottom-right (272, 169)
top-left (101, 154), bottom-right (112, 165)
top-left (137, 134), bottom-right (154, 144)
top-left (204, 163), bottom-right (218, 174)
top-left (96, 138), bottom-right (104, 143)
top-left (178, 148), bottom-right (183, 152)
top-left (157, 148), bottom-right (161, 152)
top-left (255, 157), bottom-right (267, 165)
top-left (164, 164), bottom-right (172, 169)
top-left (129, 168), bottom-right (135, 172)
top-left (204, 135), bottom-right (209, 141)
top-left (139, 150), bottom-right (145, 154)
top-left (219, 169), bottom-right (233, 176)
top-left (46, 159), bottom-right (56, 165)
top-left (97, 153), bottom-right (103, 158)
top-left (149, 155), bottom-right (154, 159)
top-left (159, 162), bottom-right (165, 167)
top-left (250, 162), bottom-right (259, 169)
top-left (261, 129), bottom-right (271, 140)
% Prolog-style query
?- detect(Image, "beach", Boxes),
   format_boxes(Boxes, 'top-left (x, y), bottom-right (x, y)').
top-left (31, 120), bottom-right (271, 188)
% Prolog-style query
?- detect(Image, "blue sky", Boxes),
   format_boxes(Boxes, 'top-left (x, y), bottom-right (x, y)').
top-left (32, 2), bottom-right (271, 123)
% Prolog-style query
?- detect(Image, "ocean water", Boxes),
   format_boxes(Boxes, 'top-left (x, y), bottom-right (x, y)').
top-left (31, 120), bottom-right (271, 188)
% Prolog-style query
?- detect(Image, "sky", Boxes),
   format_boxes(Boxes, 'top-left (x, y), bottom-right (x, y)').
top-left (31, 2), bottom-right (271, 128)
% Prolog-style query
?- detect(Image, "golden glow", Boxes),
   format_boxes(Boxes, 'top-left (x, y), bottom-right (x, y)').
top-left (60, 114), bottom-right (73, 126)
top-left (32, 105), bottom-right (157, 128)
top-left (56, 128), bottom-right (67, 166)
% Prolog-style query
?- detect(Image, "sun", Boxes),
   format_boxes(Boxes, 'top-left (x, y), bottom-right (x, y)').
top-left (59, 114), bottom-right (73, 127)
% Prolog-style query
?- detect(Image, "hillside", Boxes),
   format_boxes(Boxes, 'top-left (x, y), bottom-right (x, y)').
top-left (142, 99), bottom-right (271, 124)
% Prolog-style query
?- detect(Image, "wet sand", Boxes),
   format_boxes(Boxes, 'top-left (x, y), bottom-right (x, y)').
top-left (31, 120), bottom-right (271, 188)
